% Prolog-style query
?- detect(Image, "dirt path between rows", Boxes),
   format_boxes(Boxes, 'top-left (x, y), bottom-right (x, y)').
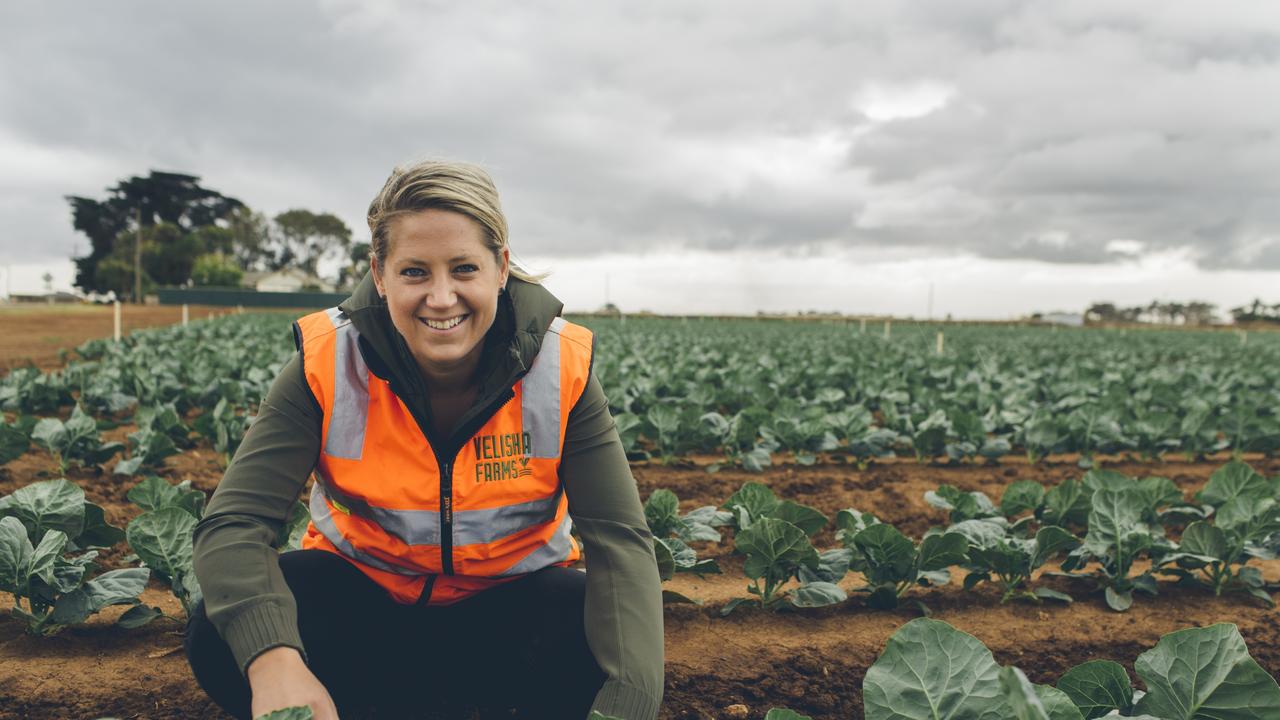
top-left (2, 448), bottom-right (1277, 719)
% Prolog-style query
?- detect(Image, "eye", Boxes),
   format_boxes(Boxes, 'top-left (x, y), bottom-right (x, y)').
top-left (454, 264), bottom-right (479, 274)
top-left (401, 267), bottom-right (426, 278)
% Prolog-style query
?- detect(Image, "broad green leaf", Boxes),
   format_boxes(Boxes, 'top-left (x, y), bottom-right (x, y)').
top-left (1032, 526), bottom-right (1080, 567)
top-left (643, 489), bottom-right (681, 537)
top-left (1179, 522), bottom-right (1228, 562)
top-left (127, 507), bottom-right (198, 581)
top-left (1199, 462), bottom-right (1270, 508)
top-left (76, 502), bottom-right (125, 549)
top-left (1084, 488), bottom-right (1147, 558)
top-left (917, 532), bottom-right (969, 572)
top-left (722, 481), bottom-right (780, 525)
top-left (117, 603), bottom-right (163, 629)
top-left (853, 524), bottom-right (916, 584)
top-left (1082, 470), bottom-right (1131, 494)
top-left (49, 567), bottom-right (149, 626)
top-left (737, 516), bottom-right (819, 580)
top-left (1001, 666), bottom-right (1084, 720)
top-left (1056, 660), bottom-right (1133, 719)
top-left (0, 516), bottom-right (34, 594)
top-left (0, 423), bottom-right (29, 465)
top-left (947, 519), bottom-right (1007, 550)
top-left (1002, 481), bottom-right (1046, 517)
top-left (653, 537), bottom-right (675, 581)
top-left (1134, 623), bottom-right (1280, 719)
top-left (1043, 479), bottom-right (1091, 527)
top-left (789, 581), bottom-right (847, 608)
top-left (864, 618), bottom-right (1009, 720)
top-left (770, 501), bottom-right (828, 537)
top-left (0, 478), bottom-right (85, 543)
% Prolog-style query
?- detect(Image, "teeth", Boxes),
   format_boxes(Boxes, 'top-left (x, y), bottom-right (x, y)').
top-left (424, 315), bottom-right (465, 330)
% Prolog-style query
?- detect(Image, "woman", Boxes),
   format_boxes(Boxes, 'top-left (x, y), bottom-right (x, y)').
top-left (185, 161), bottom-right (664, 720)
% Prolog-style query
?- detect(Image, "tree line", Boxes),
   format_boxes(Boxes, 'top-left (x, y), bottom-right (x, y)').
top-left (1085, 300), bottom-right (1280, 326)
top-left (68, 171), bottom-right (368, 300)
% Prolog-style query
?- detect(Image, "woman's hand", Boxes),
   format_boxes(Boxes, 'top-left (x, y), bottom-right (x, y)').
top-left (247, 646), bottom-right (340, 720)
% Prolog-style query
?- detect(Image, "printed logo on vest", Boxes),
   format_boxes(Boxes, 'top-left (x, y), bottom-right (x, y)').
top-left (472, 432), bottom-right (534, 483)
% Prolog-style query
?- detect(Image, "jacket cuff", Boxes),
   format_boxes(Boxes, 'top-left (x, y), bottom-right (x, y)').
top-left (221, 600), bottom-right (307, 676)
top-left (590, 678), bottom-right (661, 720)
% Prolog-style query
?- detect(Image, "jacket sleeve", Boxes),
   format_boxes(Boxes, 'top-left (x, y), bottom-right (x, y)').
top-left (191, 352), bottom-right (321, 674)
top-left (562, 373), bottom-right (665, 720)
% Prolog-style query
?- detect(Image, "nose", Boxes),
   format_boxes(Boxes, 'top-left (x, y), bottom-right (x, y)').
top-left (424, 276), bottom-right (457, 310)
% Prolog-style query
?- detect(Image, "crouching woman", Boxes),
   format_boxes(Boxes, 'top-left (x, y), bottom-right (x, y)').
top-left (184, 160), bottom-right (664, 719)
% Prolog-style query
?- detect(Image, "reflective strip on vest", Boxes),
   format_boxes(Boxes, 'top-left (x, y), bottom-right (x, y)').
top-left (308, 484), bottom-right (417, 576)
top-left (322, 307), bottom-right (368, 460)
top-left (312, 477), bottom-right (561, 547)
top-left (496, 511), bottom-right (574, 576)
top-left (522, 316), bottom-right (566, 459)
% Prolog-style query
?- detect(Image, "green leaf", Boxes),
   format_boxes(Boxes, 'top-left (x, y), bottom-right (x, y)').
top-left (1084, 488), bottom-right (1148, 559)
top-left (76, 502), bottom-right (126, 549)
top-left (0, 516), bottom-right (34, 594)
top-left (853, 524), bottom-right (916, 584)
top-left (1056, 660), bottom-right (1133, 719)
top-left (789, 581), bottom-right (847, 608)
top-left (1032, 588), bottom-right (1072, 603)
top-left (0, 422), bottom-right (29, 465)
top-left (722, 481), bottom-right (780, 527)
top-left (1000, 666), bottom-right (1069, 720)
top-left (1199, 461), bottom-right (1270, 508)
top-left (1134, 623), bottom-right (1280, 719)
top-left (118, 604), bottom-right (163, 628)
top-left (1002, 481), bottom-right (1046, 517)
top-left (864, 618), bottom-right (1009, 720)
top-left (1105, 586), bottom-right (1133, 612)
top-left (737, 517), bottom-right (818, 581)
top-left (643, 488), bottom-right (681, 537)
top-left (276, 500), bottom-right (310, 551)
top-left (126, 507), bottom-right (200, 613)
top-left (0, 478), bottom-right (85, 544)
top-left (255, 708), bottom-right (316, 720)
top-left (1032, 526), bottom-right (1080, 568)
top-left (770, 500), bottom-right (828, 537)
top-left (917, 532), bottom-right (969, 572)
top-left (1179, 521), bottom-right (1229, 563)
top-left (1043, 479), bottom-right (1091, 527)
top-left (49, 567), bottom-right (149, 626)
top-left (653, 537), bottom-right (674, 581)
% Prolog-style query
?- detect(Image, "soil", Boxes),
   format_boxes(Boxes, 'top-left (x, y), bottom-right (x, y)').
top-left (0, 304), bottom-right (249, 371)
top-left (1, 442), bottom-right (1278, 719)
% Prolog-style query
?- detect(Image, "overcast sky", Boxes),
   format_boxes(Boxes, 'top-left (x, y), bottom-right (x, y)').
top-left (3, 1), bottom-right (1280, 318)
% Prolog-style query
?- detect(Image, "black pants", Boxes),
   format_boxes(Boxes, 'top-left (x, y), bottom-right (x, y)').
top-left (185, 550), bottom-right (606, 720)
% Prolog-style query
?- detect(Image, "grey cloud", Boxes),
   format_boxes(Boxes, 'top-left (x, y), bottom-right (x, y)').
top-left (3, 1), bottom-right (1280, 271)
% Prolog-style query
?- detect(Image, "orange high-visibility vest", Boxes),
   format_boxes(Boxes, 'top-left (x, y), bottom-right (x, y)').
top-left (293, 307), bottom-right (593, 605)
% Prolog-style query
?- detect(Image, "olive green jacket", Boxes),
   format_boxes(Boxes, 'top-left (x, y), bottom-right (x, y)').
top-left (191, 273), bottom-right (663, 719)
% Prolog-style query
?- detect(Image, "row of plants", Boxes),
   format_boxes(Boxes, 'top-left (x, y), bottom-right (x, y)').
top-left (5, 316), bottom-right (1280, 473)
top-left (0, 475), bottom-right (307, 635)
top-left (105, 619), bottom-right (1280, 719)
top-left (647, 461), bottom-right (1280, 613)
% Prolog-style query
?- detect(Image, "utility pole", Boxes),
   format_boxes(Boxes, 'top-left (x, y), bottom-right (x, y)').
top-left (134, 208), bottom-right (143, 303)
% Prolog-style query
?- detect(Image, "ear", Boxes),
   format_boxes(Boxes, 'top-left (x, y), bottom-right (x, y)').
top-left (499, 247), bottom-right (511, 287)
top-left (370, 254), bottom-right (386, 299)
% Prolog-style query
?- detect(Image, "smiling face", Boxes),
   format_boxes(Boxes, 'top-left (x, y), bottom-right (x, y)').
top-left (371, 208), bottom-right (509, 387)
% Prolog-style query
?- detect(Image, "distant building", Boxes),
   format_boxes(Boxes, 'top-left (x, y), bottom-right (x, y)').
top-left (242, 269), bottom-right (333, 293)
top-left (7, 291), bottom-right (81, 304)
top-left (1038, 312), bottom-right (1085, 327)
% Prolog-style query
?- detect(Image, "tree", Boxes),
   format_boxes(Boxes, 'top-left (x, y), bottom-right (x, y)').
top-left (226, 206), bottom-right (273, 271)
top-left (191, 254), bottom-right (244, 287)
top-left (68, 171), bottom-right (242, 295)
top-left (268, 209), bottom-right (352, 277)
top-left (335, 242), bottom-right (371, 290)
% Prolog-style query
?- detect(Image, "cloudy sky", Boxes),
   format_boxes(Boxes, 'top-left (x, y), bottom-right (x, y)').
top-left (3, 1), bottom-right (1280, 318)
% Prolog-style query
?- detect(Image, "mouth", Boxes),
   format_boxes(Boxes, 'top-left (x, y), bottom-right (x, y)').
top-left (418, 314), bottom-right (470, 333)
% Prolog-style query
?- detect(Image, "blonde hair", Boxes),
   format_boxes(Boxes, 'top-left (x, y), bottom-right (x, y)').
top-left (367, 160), bottom-right (545, 283)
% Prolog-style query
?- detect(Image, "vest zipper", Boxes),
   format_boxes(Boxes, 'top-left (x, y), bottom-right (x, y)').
top-left (435, 387), bottom-right (517, 576)
top-left (440, 460), bottom-right (453, 575)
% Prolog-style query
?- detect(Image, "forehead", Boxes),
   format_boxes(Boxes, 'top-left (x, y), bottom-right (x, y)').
top-left (386, 209), bottom-right (488, 261)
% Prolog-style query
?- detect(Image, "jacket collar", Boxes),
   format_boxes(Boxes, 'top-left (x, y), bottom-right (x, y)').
top-left (338, 271), bottom-right (565, 402)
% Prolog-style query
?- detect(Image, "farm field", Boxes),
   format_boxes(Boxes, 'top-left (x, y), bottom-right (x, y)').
top-left (1, 308), bottom-right (1279, 719)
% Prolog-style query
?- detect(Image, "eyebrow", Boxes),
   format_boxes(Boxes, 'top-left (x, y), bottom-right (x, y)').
top-left (398, 254), bottom-right (477, 265)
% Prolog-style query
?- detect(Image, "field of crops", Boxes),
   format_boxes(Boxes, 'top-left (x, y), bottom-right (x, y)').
top-left (1, 311), bottom-right (1279, 719)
